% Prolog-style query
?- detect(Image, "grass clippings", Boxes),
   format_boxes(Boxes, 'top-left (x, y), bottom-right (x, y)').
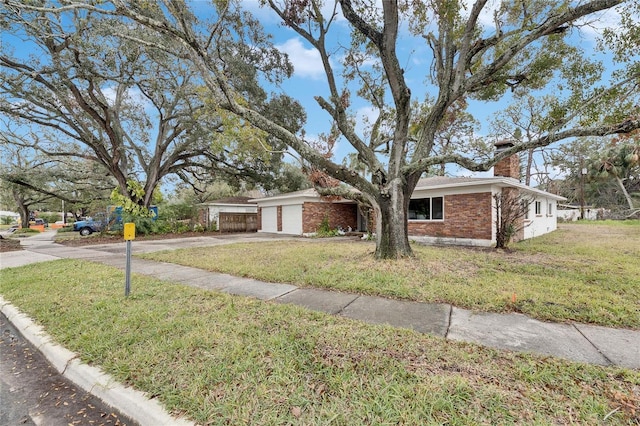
top-left (1, 260), bottom-right (639, 425)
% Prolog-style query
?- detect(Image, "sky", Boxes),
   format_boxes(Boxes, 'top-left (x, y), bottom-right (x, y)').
top-left (1, 0), bottom-right (632, 192)
top-left (212, 0), bottom-right (628, 183)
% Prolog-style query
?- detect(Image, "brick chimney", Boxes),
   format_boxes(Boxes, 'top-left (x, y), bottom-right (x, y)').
top-left (494, 140), bottom-right (520, 180)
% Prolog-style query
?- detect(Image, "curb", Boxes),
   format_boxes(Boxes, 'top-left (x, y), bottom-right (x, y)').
top-left (0, 296), bottom-right (194, 426)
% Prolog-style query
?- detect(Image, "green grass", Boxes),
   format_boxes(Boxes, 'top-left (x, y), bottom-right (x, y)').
top-left (7, 228), bottom-right (41, 237)
top-left (1, 260), bottom-right (639, 424)
top-left (140, 222), bottom-right (640, 328)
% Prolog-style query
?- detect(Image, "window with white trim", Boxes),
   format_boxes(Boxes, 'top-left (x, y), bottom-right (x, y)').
top-left (547, 202), bottom-right (553, 216)
top-left (535, 201), bottom-right (542, 215)
top-left (408, 197), bottom-right (444, 220)
top-left (523, 200), bottom-right (531, 220)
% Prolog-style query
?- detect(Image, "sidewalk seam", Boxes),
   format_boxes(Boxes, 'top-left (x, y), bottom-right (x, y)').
top-left (336, 295), bottom-right (360, 315)
top-left (572, 323), bottom-right (614, 366)
top-left (444, 304), bottom-right (453, 339)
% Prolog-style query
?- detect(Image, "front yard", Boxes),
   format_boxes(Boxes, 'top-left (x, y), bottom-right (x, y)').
top-left (141, 221), bottom-right (640, 329)
top-left (1, 221), bottom-right (639, 424)
top-left (1, 259), bottom-right (639, 424)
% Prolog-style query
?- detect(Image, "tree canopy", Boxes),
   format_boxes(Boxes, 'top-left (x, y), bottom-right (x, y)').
top-left (0, 2), bottom-right (307, 211)
top-left (4, 0), bottom-right (639, 258)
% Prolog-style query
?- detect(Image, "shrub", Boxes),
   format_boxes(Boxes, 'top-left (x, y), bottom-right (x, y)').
top-left (1, 216), bottom-right (16, 225)
top-left (13, 228), bottom-right (40, 236)
top-left (39, 213), bottom-right (61, 224)
top-left (316, 215), bottom-right (339, 237)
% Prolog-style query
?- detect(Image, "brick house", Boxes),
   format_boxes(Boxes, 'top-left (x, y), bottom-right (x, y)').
top-left (250, 189), bottom-right (366, 235)
top-left (251, 147), bottom-right (565, 246)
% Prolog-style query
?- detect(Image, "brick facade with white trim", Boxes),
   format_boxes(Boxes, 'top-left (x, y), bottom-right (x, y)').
top-left (407, 192), bottom-right (493, 240)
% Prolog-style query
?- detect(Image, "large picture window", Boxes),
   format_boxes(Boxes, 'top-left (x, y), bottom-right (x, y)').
top-left (408, 197), bottom-right (444, 220)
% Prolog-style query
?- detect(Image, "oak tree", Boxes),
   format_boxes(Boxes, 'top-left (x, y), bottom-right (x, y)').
top-left (22, 0), bottom-right (640, 258)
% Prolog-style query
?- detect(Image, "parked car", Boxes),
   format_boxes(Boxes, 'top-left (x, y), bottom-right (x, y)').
top-left (73, 216), bottom-right (108, 236)
top-left (31, 218), bottom-right (48, 227)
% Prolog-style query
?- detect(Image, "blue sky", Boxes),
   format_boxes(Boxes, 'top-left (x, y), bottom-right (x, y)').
top-left (220, 0), bottom-right (628, 182)
top-left (1, 1), bottom-right (630, 188)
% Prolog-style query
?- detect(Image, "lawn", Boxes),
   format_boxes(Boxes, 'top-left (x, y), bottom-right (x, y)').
top-left (1, 260), bottom-right (639, 424)
top-left (140, 221), bottom-right (640, 329)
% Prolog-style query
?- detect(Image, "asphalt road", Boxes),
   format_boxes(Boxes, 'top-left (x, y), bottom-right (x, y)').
top-left (0, 312), bottom-right (137, 426)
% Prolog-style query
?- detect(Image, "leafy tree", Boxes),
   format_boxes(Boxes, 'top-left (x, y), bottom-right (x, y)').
top-left (589, 137), bottom-right (640, 215)
top-left (0, 5), bottom-right (223, 208)
top-left (0, 143), bottom-right (55, 226)
top-left (0, 122), bottom-right (116, 218)
top-left (549, 138), bottom-right (603, 207)
top-left (550, 136), bottom-right (640, 216)
top-left (424, 99), bottom-right (481, 177)
top-left (491, 96), bottom-right (559, 187)
top-left (19, 0), bottom-right (640, 258)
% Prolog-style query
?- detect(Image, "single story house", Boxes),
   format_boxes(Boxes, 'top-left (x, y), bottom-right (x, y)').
top-left (406, 175), bottom-right (565, 246)
top-left (249, 188), bottom-right (367, 235)
top-left (0, 211), bottom-right (19, 223)
top-left (557, 204), bottom-right (605, 221)
top-left (198, 197), bottom-right (258, 232)
top-left (251, 145), bottom-right (566, 246)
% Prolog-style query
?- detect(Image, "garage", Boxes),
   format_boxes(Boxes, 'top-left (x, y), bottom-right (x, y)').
top-left (281, 204), bottom-right (303, 234)
top-left (261, 206), bottom-right (278, 233)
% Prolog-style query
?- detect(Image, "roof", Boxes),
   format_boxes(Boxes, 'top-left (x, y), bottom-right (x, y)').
top-left (415, 176), bottom-right (566, 201)
top-left (200, 196), bottom-right (256, 206)
top-left (249, 188), bottom-right (321, 203)
top-left (251, 176), bottom-right (566, 204)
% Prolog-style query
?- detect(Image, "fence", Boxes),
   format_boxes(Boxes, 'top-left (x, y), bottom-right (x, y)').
top-left (219, 213), bottom-right (258, 233)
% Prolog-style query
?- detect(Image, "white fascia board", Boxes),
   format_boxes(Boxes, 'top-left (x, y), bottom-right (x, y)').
top-left (209, 203), bottom-right (258, 208)
top-left (249, 189), bottom-right (318, 204)
top-left (414, 178), bottom-right (566, 202)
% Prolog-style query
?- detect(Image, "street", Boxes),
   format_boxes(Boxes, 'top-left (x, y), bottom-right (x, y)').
top-left (0, 312), bottom-right (137, 426)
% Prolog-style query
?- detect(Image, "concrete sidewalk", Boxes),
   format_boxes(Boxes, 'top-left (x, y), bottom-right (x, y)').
top-left (1, 231), bottom-right (639, 424)
top-left (2, 230), bottom-right (639, 369)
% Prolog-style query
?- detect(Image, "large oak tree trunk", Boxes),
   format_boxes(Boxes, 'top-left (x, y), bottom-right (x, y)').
top-left (374, 183), bottom-right (413, 259)
top-left (12, 190), bottom-right (29, 229)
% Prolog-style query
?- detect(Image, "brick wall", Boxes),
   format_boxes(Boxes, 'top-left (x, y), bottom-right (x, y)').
top-left (197, 208), bottom-right (208, 228)
top-left (408, 192), bottom-right (493, 240)
top-left (302, 202), bottom-right (358, 233)
top-left (494, 155), bottom-right (520, 179)
top-left (277, 206), bottom-right (282, 232)
top-left (256, 207), bottom-right (262, 231)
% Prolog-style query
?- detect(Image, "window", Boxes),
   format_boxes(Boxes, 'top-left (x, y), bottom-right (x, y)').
top-left (547, 202), bottom-right (553, 216)
top-left (535, 201), bottom-right (542, 215)
top-left (522, 200), bottom-right (530, 220)
top-left (408, 197), bottom-right (444, 220)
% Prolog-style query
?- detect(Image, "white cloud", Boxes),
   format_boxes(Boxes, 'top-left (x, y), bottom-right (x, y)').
top-left (276, 38), bottom-right (326, 80)
top-left (458, 0), bottom-right (623, 41)
top-left (575, 7), bottom-right (623, 41)
top-left (101, 86), bottom-right (149, 108)
top-left (459, 0), bottom-right (501, 30)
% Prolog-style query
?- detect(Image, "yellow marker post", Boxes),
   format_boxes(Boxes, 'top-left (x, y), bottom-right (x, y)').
top-left (124, 223), bottom-right (135, 296)
top-left (124, 223), bottom-right (136, 241)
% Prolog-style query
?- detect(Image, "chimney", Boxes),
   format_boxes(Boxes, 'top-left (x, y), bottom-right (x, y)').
top-left (494, 140), bottom-right (520, 180)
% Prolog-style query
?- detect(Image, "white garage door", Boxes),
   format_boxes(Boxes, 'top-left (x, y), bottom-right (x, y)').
top-left (261, 207), bottom-right (278, 233)
top-left (282, 204), bottom-right (303, 235)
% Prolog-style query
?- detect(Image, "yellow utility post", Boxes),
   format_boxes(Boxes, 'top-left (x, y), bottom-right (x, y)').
top-left (124, 223), bottom-right (136, 241)
top-left (124, 223), bottom-right (135, 296)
